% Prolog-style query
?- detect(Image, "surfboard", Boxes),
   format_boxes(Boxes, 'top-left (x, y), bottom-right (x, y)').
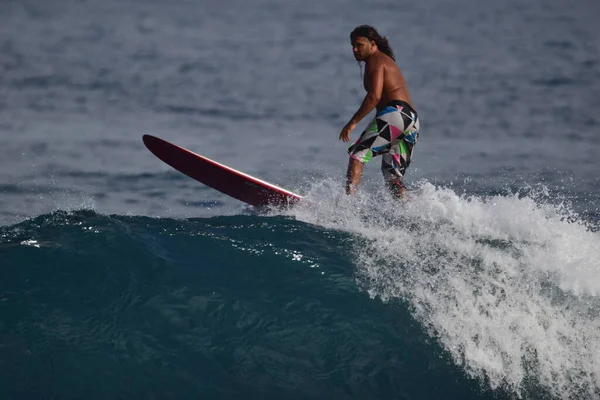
top-left (142, 135), bottom-right (303, 208)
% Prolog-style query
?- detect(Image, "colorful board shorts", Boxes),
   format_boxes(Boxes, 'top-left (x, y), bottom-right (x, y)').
top-left (348, 100), bottom-right (420, 183)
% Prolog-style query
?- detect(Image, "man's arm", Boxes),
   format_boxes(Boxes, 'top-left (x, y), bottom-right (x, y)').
top-left (349, 61), bottom-right (384, 125)
top-left (339, 61), bottom-right (384, 142)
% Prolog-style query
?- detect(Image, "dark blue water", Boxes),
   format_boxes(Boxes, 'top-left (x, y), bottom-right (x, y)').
top-left (1, 0), bottom-right (599, 398)
top-left (0, 210), bottom-right (490, 400)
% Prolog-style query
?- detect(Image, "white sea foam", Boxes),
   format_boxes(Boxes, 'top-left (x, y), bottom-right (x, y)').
top-left (289, 179), bottom-right (600, 399)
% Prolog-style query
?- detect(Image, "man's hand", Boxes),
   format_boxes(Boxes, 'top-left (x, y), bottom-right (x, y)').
top-left (339, 121), bottom-right (357, 143)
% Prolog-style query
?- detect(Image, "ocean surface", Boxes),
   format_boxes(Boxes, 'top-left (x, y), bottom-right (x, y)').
top-left (1, 0), bottom-right (599, 398)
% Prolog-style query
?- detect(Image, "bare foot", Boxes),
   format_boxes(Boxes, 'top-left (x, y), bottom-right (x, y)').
top-left (386, 180), bottom-right (408, 200)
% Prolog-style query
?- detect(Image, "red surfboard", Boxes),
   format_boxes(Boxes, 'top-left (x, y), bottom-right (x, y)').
top-left (142, 135), bottom-right (302, 207)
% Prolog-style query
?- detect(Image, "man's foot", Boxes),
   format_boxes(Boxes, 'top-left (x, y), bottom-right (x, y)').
top-left (386, 180), bottom-right (407, 199)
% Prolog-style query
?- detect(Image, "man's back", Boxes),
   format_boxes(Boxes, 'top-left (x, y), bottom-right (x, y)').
top-left (365, 51), bottom-right (414, 111)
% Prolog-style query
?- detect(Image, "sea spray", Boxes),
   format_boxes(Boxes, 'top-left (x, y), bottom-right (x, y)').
top-left (289, 179), bottom-right (600, 399)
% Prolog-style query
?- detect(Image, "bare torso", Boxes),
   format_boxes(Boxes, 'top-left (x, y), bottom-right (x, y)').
top-left (364, 52), bottom-right (414, 111)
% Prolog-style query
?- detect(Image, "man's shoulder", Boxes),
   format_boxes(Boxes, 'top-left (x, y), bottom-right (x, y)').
top-left (369, 52), bottom-right (395, 66)
top-left (365, 54), bottom-right (387, 70)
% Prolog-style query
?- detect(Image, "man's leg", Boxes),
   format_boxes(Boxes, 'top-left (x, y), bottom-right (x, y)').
top-left (345, 157), bottom-right (364, 195)
top-left (381, 153), bottom-right (408, 199)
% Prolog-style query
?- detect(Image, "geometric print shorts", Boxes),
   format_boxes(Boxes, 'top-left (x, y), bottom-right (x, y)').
top-left (348, 100), bottom-right (420, 182)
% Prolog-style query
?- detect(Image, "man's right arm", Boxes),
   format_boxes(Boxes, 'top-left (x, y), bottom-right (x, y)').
top-left (348, 61), bottom-right (383, 125)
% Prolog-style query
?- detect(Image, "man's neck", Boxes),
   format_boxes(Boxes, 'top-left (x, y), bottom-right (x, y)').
top-left (364, 49), bottom-right (380, 62)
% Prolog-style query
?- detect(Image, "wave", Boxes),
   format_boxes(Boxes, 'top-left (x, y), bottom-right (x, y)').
top-left (1, 180), bottom-right (599, 399)
top-left (289, 180), bottom-right (600, 399)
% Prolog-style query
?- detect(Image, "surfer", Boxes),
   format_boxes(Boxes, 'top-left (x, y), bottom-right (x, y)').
top-left (339, 25), bottom-right (420, 199)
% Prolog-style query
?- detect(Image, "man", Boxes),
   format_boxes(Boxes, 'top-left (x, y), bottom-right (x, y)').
top-left (339, 25), bottom-right (420, 198)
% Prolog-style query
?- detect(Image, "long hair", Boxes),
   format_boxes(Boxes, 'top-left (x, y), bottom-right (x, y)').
top-left (350, 25), bottom-right (395, 61)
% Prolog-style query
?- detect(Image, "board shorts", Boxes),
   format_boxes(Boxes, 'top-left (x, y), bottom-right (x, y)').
top-left (348, 100), bottom-right (420, 184)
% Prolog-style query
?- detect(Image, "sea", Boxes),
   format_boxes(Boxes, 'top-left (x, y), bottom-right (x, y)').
top-left (1, 0), bottom-right (599, 398)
